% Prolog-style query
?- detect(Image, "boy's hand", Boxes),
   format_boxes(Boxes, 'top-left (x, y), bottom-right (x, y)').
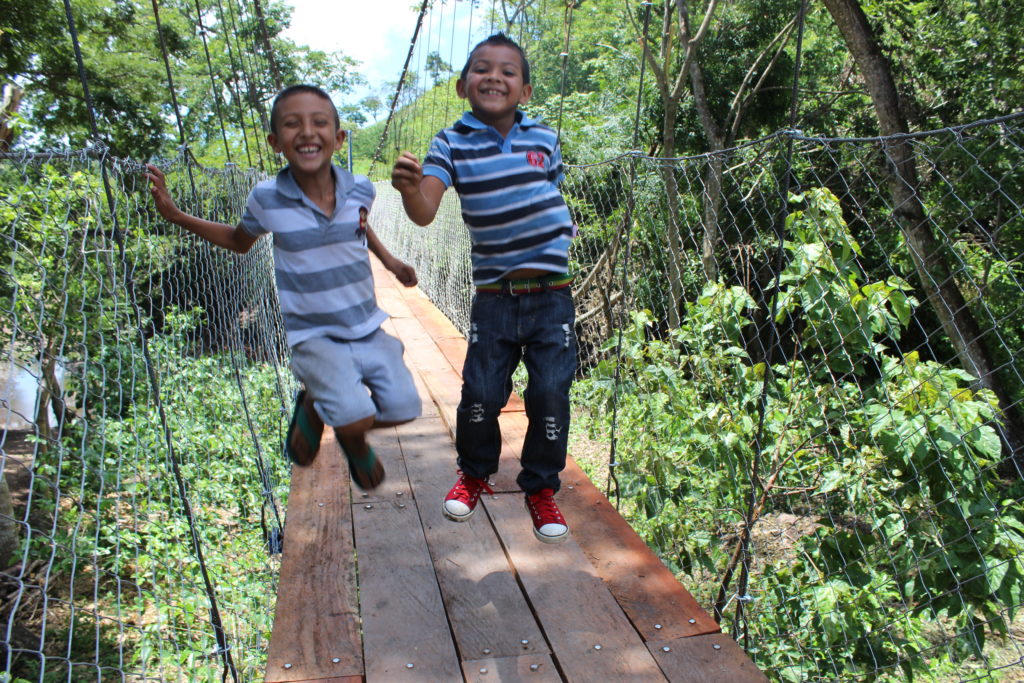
top-left (143, 164), bottom-right (183, 224)
top-left (386, 257), bottom-right (418, 288)
top-left (391, 152), bottom-right (424, 195)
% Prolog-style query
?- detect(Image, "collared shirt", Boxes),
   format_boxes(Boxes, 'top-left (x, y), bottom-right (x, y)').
top-left (240, 165), bottom-right (387, 347)
top-left (422, 111), bottom-right (573, 284)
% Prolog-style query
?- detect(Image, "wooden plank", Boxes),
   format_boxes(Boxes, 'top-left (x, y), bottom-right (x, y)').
top-left (265, 430), bottom-right (362, 683)
top-left (647, 634), bottom-right (768, 682)
top-left (558, 458), bottom-right (720, 641)
top-left (396, 417), bottom-right (548, 659)
top-left (394, 285), bottom-right (466, 340)
top-left (499, 410), bottom-right (720, 641)
top-left (461, 654), bottom-right (560, 682)
top-left (390, 317), bottom-right (464, 413)
top-left (483, 493), bottom-right (665, 681)
top-left (354, 498), bottom-right (462, 681)
top-left (433, 335), bottom-right (468, 377)
top-left (377, 286), bottom-right (415, 320)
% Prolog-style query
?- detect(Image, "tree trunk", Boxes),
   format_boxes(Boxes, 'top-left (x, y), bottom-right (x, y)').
top-left (1, 85), bottom-right (24, 151)
top-left (822, 0), bottom-right (1024, 463)
top-left (661, 97), bottom-right (686, 327)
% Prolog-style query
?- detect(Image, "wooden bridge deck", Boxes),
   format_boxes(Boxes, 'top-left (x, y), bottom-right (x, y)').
top-left (263, 259), bottom-right (766, 683)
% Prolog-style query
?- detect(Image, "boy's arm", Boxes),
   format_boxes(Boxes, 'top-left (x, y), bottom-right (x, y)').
top-left (391, 152), bottom-right (447, 226)
top-left (366, 226), bottom-right (418, 288)
top-left (144, 164), bottom-right (258, 254)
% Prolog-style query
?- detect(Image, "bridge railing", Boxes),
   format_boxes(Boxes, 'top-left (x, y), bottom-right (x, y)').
top-left (0, 150), bottom-right (289, 682)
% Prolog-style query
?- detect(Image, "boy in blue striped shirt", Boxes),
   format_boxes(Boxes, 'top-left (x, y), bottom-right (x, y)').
top-left (146, 84), bottom-right (421, 491)
top-left (392, 33), bottom-right (575, 543)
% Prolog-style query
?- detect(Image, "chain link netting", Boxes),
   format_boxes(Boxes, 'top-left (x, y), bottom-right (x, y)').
top-left (0, 150), bottom-right (292, 681)
top-left (372, 114), bottom-right (1024, 680)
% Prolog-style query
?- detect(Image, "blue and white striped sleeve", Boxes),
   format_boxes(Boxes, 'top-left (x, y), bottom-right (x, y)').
top-left (422, 132), bottom-right (455, 187)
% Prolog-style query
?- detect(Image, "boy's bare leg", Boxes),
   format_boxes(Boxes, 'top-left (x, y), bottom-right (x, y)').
top-left (333, 415), bottom-right (415, 490)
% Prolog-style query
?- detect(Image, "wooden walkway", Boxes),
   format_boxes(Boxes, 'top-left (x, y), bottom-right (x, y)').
top-left (263, 259), bottom-right (766, 682)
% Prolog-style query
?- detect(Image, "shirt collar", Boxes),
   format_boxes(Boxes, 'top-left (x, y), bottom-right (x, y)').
top-left (459, 110), bottom-right (540, 132)
top-left (274, 164), bottom-right (354, 202)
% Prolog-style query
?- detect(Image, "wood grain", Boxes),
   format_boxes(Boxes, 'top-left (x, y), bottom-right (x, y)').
top-left (354, 498), bottom-right (462, 681)
top-left (647, 633), bottom-right (768, 682)
top-left (397, 417), bottom-right (549, 659)
top-left (484, 493), bottom-right (665, 681)
top-left (265, 429), bottom-right (362, 683)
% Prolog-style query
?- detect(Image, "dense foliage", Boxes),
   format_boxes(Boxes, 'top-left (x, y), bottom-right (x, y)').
top-left (573, 189), bottom-right (1024, 679)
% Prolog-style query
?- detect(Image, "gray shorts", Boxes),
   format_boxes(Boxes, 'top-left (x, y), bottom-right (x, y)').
top-left (290, 328), bottom-right (421, 428)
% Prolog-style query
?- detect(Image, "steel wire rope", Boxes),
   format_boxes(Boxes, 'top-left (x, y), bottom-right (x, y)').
top-left (603, 1), bottom-right (652, 507)
top-left (714, 0), bottom-right (810, 641)
top-left (223, 0), bottom-right (270, 169)
top-left (61, 0), bottom-right (240, 679)
top-left (369, 0), bottom-right (431, 178)
top-left (218, 0), bottom-right (300, 418)
top-left (211, 0), bottom-right (256, 167)
top-left (250, 0), bottom-right (283, 91)
top-left (553, 0), bottom-right (576, 141)
top-left (190, 0), bottom-right (234, 163)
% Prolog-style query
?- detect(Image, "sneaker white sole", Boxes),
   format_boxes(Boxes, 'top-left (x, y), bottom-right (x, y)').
top-left (533, 525), bottom-right (568, 544)
top-left (442, 501), bottom-right (476, 523)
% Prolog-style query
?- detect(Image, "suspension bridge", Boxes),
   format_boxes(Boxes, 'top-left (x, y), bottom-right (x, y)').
top-left (3, 0), bottom-right (1024, 680)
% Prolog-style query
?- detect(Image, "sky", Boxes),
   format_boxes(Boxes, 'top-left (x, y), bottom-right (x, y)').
top-left (282, 0), bottom-right (488, 118)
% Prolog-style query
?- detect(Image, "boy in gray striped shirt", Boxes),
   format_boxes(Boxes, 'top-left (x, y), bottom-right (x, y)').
top-left (146, 84), bottom-right (420, 490)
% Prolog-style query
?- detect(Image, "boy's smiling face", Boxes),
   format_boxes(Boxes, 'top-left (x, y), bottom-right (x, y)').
top-left (456, 43), bottom-right (532, 135)
top-left (267, 91), bottom-right (344, 178)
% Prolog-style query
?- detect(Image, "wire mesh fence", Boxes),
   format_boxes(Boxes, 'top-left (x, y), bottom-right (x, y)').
top-left (0, 150), bottom-right (291, 681)
top-left (372, 113), bottom-right (1024, 681)
top-left (1, 125), bottom-right (1021, 682)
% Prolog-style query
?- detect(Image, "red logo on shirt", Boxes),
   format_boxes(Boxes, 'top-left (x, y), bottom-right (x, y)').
top-left (357, 207), bottom-right (368, 240)
top-left (527, 151), bottom-right (546, 168)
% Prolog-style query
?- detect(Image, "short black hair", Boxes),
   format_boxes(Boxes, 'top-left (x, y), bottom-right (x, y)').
top-left (269, 84), bottom-right (340, 134)
top-left (460, 32), bottom-right (530, 84)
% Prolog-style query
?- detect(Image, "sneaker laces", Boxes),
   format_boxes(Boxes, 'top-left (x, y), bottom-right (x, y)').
top-left (450, 470), bottom-right (494, 502)
top-left (527, 489), bottom-right (565, 524)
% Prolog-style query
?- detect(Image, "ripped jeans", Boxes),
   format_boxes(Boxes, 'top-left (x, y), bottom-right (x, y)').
top-left (455, 286), bottom-right (576, 494)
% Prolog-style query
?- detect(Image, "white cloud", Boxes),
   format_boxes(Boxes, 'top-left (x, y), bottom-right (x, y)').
top-left (283, 0), bottom-right (490, 112)
top-left (284, 0), bottom-right (418, 97)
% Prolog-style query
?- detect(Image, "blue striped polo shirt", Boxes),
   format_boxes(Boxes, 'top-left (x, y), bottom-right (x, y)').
top-left (240, 165), bottom-right (387, 347)
top-left (422, 111), bottom-right (573, 284)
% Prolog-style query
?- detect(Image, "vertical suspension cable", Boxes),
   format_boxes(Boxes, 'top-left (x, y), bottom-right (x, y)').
top-left (154, 0), bottom-right (285, 561)
top-left (370, 0), bottom-right (431, 177)
top-left (60, 0), bottom-right (239, 679)
top-left (605, 1), bottom-right (652, 505)
top-left (192, 0), bottom-right (234, 162)
top-left (554, 0), bottom-right (576, 141)
top-left (212, 0), bottom-right (255, 167)
top-left (250, 0), bottom-right (283, 90)
top-left (225, 0), bottom-right (270, 168)
top-left (150, 0), bottom-right (199, 202)
top-left (717, 0), bottom-right (809, 638)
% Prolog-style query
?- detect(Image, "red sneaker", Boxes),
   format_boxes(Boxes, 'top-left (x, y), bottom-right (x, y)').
top-left (443, 471), bottom-right (494, 522)
top-left (525, 489), bottom-right (568, 543)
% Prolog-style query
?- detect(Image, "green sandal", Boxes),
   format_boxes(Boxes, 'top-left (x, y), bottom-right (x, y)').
top-left (335, 431), bottom-right (386, 490)
top-left (285, 390), bottom-right (324, 467)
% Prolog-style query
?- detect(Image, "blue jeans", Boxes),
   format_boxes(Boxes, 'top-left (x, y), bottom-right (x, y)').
top-left (455, 286), bottom-right (576, 493)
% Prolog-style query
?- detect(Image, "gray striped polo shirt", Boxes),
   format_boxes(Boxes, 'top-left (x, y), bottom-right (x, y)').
top-left (240, 165), bottom-right (387, 347)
